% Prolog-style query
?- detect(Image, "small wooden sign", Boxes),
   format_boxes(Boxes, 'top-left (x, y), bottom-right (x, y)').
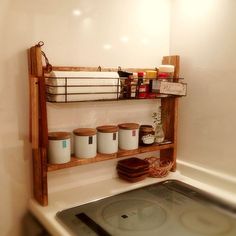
top-left (160, 81), bottom-right (187, 96)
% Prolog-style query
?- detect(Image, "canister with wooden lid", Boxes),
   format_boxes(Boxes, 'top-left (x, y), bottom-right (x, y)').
top-left (118, 123), bottom-right (139, 150)
top-left (48, 132), bottom-right (71, 164)
top-left (73, 128), bottom-right (97, 158)
top-left (97, 125), bottom-right (118, 154)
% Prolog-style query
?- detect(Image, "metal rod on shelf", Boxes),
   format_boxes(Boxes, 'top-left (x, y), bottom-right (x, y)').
top-left (65, 77), bottom-right (67, 103)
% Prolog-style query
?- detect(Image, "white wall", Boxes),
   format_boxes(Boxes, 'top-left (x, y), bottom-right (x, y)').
top-left (170, 0), bottom-right (236, 177)
top-left (5, 0), bottom-right (236, 235)
top-left (0, 0), bottom-right (170, 235)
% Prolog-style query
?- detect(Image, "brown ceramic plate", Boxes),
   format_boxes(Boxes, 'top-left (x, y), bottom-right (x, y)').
top-left (117, 164), bottom-right (149, 173)
top-left (117, 168), bottom-right (149, 178)
top-left (118, 172), bottom-right (148, 183)
top-left (117, 157), bottom-right (149, 170)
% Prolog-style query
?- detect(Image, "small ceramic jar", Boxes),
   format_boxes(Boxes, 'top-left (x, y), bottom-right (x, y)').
top-left (97, 125), bottom-right (119, 154)
top-left (139, 125), bottom-right (155, 146)
top-left (118, 123), bottom-right (139, 150)
top-left (73, 128), bottom-right (97, 158)
top-left (158, 65), bottom-right (175, 79)
top-left (48, 132), bottom-right (71, 164)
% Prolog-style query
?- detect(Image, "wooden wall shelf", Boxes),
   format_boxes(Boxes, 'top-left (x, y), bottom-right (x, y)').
top-left (28, 42), bottom-right (181, 206)
top-left (47, 142), bottom-right (174, 172)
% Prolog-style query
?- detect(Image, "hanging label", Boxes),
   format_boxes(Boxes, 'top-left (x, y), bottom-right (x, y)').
top-left (88, 136), bottom-right (93, 144)
top-left (62, 140), bottom-right (67, 148)
top-left (132, 130), bottom-right (136, 136)
top-left (113, 133), bottom-right (117, 140)
top-left (160, 81), bottom-right (187, 96)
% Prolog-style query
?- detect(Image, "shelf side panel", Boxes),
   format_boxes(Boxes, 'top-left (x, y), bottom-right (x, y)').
top-left (161, 55), bottom-right (180, 171)
top-left (29, 45), bottom-right (48, 206)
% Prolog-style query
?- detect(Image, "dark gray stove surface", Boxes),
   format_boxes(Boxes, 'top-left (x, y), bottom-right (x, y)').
top-left (57, 180), bottom-right (236, 236)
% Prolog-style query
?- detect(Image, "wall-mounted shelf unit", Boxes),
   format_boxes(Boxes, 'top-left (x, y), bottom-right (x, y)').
top-left (45, 73), bottom-right (185, 103)
top-left (47, 141), bottom-right (174, 172)
top-left (28, 42), bottom-right (183, 206)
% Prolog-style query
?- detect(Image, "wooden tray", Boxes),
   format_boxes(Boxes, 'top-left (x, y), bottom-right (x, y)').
top-left (117, 157), bottom-right (149, 171)
top-left (118, 172), bottom-right (148, 183)
top-left (117, 168), bottom-right (149, 178)
top-left (117, 165), bottom-right (149, 174)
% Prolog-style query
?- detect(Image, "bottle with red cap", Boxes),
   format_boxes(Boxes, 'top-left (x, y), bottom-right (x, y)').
top-left (136, 72), bottom-right (149, 99)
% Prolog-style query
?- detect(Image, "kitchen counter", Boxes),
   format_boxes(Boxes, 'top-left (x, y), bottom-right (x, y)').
top-left (29, 163), bottom-right (236, 236)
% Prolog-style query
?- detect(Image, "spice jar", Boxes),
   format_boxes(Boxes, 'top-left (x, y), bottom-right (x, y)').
top-left (138, 83), bottom-right (149, 98)
top-left (118, 71), bottom-right (133, 99)
top-left (152, 73), bottom-right (170, 93)
top-left (139, 125), bottom-right (155, 146)
top-left (97, 125), bottom-right (118, 154)
top-left (118, 123), bottom-right (139, 150)
top-left (158, 65), bottom-right (175, 80)
top-left (48, 132), bottom-right (71, 164)
top-left (73, 128), bottom-right (97, 158)
top-left (146, 70), bottom-right (157, 93)
top-left (136, 72), bottom-right (144, 98)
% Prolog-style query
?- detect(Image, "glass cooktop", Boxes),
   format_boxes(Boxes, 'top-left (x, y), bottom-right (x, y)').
top-left (57, 180), bottom-right (236, 236)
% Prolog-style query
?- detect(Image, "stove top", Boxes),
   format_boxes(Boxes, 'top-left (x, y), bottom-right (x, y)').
top-left (57, 180), bottom-right (236, 236)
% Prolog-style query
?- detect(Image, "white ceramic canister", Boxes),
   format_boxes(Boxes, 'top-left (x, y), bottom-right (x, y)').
top-left (97, 125), bottom-right (119, 154)
top-left (48, 132), bottom-right (71, 164)
top-left (73, 128), bottom-right (97, 158)
top-left (118, 123), bottom-right (140, 150)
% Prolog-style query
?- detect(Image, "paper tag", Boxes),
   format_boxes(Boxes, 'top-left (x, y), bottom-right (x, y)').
top-left (132, 130), bottom-right (136, 136)
top-left (62, 140), bottom-right (67, 148)
top-left (88, 136), bottom-right (93, 144)
top-left (160, 81), bottom-right (187, 96)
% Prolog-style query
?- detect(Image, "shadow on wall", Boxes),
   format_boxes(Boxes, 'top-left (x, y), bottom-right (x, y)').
top-left (15, 49), bottom-right (31, 161)
top-left (22, 212), bottom-right (50, 236)
top-left (1, 145), bottom-right (31, 236)
top-left (0, 49), bottom-right (33, 236)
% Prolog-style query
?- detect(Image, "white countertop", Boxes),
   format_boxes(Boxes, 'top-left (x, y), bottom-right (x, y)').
top-left (29, 167), bottom-right (236, 236)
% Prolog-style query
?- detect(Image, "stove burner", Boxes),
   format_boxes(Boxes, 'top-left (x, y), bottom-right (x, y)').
top-left (56, 180), bottom-right (236, 236)
top-left (101, 198), bottom-right (167, 231)
top-left (180, 209), bottom-right (233, 235)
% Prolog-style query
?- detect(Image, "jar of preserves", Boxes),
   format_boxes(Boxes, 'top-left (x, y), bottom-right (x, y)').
top-left (139, 125), bottom-right (155, 146)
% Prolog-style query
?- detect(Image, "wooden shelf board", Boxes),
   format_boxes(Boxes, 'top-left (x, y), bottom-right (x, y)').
top-left (46, 95), bottom-right (183, 104)
top-left (47, 142), bottom-right (174, 172)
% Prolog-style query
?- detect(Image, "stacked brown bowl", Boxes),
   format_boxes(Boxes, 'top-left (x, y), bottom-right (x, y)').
top-left (117, 157), bottom-right (150, 182)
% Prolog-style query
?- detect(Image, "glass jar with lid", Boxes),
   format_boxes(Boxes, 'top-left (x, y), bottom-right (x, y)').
top-left (139, 125), bottom-right (155, 146)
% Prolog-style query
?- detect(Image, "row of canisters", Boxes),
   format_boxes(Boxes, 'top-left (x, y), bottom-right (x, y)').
top-left (48, 123), bottom-right (142, 164)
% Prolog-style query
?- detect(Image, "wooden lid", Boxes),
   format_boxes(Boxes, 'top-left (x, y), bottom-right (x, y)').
top-left (73, 128), bottom-right (97, 136)
top-left (48, 132), bottom-right (71, 140)
top-left (118, 123), bottom-right (139, 130)
top-left (140, 125), bottom-right (154, 132)
top-left (96, 125), bottom-right (118, 133)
